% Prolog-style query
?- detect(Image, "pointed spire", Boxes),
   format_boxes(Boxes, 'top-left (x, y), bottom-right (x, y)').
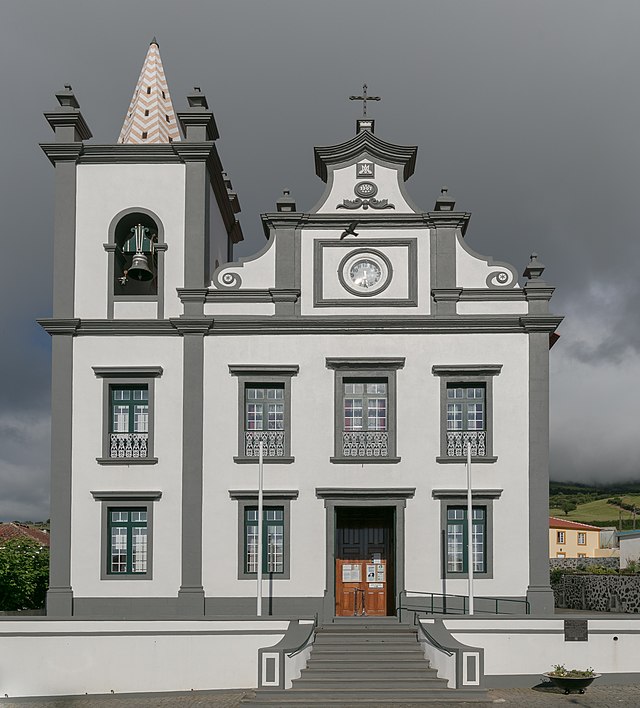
top-left (118, 39), bottom-right (180, 144)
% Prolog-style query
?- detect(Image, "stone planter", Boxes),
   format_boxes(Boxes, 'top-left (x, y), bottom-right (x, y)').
top-left (544, 673), bottom-right (600, 694)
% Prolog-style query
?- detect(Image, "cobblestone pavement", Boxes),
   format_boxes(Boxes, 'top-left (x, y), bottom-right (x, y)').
top-left (2, 683), bottom-right (640, 708)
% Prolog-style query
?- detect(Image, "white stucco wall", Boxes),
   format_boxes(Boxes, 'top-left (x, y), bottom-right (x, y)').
top-left (0, 620), bottom-right (287, 697)
top-left (74, 164), bottom-right (186, 319)
top-left (70, 336), bottom-right (184, 598)
top-left (201, 331), bottom-right (530, 601)
top-left (315, 163), bottom-right (416, 214)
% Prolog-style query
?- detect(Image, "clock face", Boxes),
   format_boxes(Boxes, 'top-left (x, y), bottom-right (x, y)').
top-left (349, 259), bottom-right (382, 289)
top-left (339, 249), bottom-right (392, 297)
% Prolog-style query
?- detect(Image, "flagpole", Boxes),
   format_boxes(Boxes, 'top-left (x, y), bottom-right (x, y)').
top-left (257, 440), bottom-right (264, 617)
top-left (466, 439), bottom-right (474, 616)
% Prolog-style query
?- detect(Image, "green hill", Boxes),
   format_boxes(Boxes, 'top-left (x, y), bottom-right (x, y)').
top-left (550, 494), bottom-right (640, 527)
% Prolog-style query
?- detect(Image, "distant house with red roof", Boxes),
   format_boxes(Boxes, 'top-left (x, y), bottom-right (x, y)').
top-left (0, 523), bottom-right (50, 548)
top-left (549, 517), bottom-right (617, 559)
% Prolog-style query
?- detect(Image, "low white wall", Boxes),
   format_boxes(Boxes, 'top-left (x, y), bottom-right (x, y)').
top-left (444, 617), bottom-right (640, 679)
top-left (0, 620), bottom-right (288, 698)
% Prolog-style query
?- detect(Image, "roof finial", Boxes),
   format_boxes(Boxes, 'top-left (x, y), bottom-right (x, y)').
top-left (150, 36), bottom-right (159, 46)
top-left (349, 84), bottom-right (381, 117)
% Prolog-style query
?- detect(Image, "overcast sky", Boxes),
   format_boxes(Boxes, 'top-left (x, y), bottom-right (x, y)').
top-left (2, 1), bottom-right (640, 520)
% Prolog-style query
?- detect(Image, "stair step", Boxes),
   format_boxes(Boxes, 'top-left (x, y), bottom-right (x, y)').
top-left (292, 678), bottom-right (449, 690)
top-left (314, 635), bottom-right (418, 644)
top-left (246, 688), bottom-right (490, 704)
top-left (309, 660), bottom-right (434, 671)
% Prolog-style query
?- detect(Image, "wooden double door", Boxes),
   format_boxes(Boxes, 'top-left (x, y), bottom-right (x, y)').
top-left (335, 507), bottom-right (394, 617)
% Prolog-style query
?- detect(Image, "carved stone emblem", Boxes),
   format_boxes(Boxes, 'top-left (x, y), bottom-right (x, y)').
top-left (337, 181), bottom-right (395, 211)
top-left (357, 161), bottom-right (375, 178)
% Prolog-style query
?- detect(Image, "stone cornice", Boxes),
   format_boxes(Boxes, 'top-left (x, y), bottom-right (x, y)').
top-left (40, 143), bottom-right (84, 165)
top-left (178, 288), bottom-right (302, 304)
top-left (41, 314), bottom-right (563, 336)
top-left (43, 110), bottom-right (92, 141)
top-left (326, 357), bottom-right (406, 370)
top-left (314, 131), bottom-right (418, 182)
top-left (260, 211), bottom-right (471, 237)
top-left (524, 286), bottom-right (556, 301)
top-left (315, 487), bottom-right (416, 499)
top-left (37, 318), bottom-right (81, 335)
top-left (172, 142), bottom-right (216, 162)
top-left (228, 490), bottom-right (299, 500)
top-left (169, 317), bottom-right (215, 335)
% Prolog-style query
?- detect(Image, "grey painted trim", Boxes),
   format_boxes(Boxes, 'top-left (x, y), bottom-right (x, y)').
top-left (432, 365), bottom-right (502, 376)
top-left (321, 496), bottom-right (408, 623)
top-left (438, 496), bottom-right (496, 579)
top-left (434, 365), bottom-right (501, 461)
top-left (94, 496), bottom-right (158, 581)
top-left (94, 372), bottom-right (159, 462)
top-left (326, 357), bottom-right (405, 370)
top-left (230, 369), bottom-right (298, 461)
top-left (258, 620), bottom-right (315, 689)
top-left (328, 363), bottom-right (402, 461)
top-left (436, 456), bottom-right (498, 464)
top-left (233, 457), bottom-right (295, 465)
top-left (39, 315), bottom-right (564, 337)
top-left (229, 490), bottom-right (299, 500)
top-left (316, 488), bottom-right (416, 499)
top-left (526, 331), bottom-right (555, 614)
top-left (105, 208), bottom-right (166, 320)
top-left (178, 330), bottom-right (206, 614)
top-left (235, 498), bottom-right (293, 580)
top-left (90, 491), bottom-right (162, 501)
top-left (92, 366), bottom-right (163, 377)
top-left (329, 456), bottom-right (402, 464)
top-left (95, 457), bottom-right (158, 465)
top-left (46, 332), bottom-right (75, 617)
top-left (313, 130), bottom-right (418, 182)
top-left (0, 628), bottom-right (288, 637)
top-left (337, 248), bottom-right (394, 297)
top-left (51, 160), bottom-right (78, 318)
top-left (459, 289), bottom-right (527, 302)
top-left (273, 227), bottom-right (298, 316)
top-left (211, 233), bottom-right (276, 291)
top-left (229, 365), bottom-right (299, 375)
top-left (313, 239), bottom-right (418, 308)
top-left (430, 223), bottom-right (457, 315)
top-left (205, 597), bottom-right (323, 618)
top-left (183, 161), bottom-right (208, 309)
top-left (432, 489), bottom-right (503, 500)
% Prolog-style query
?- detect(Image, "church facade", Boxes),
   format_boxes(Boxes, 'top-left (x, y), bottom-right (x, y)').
top-left (39, 41), bottom-right (562, 622)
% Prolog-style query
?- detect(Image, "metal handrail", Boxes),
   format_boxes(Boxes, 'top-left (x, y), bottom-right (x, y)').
top-left (398, 590), bottom-right (530, 616)
top-left (286, 613), bottom-right (318, 658)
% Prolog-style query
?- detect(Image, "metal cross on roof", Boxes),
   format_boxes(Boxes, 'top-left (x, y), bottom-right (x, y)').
top-left (349, 84), bottom-right (381, 117)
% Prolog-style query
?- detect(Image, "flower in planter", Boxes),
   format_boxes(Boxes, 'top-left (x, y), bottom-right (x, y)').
top-left (549, 664), bottom-right (596, 678)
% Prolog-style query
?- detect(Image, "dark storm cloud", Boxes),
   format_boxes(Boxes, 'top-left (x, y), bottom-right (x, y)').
top-left (3, 0), bottom-right (640, 518)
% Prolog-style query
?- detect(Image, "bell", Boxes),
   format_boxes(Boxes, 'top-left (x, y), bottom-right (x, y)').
top-left (127, 253), bottom-right (154, 281)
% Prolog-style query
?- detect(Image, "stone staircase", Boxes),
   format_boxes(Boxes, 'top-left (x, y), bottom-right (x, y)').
top-left (244, 618), bottom-right (490, 706)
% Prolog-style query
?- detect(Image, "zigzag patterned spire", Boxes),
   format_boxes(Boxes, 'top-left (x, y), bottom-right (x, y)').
top-left (118, 38), bottom-right (181, 144)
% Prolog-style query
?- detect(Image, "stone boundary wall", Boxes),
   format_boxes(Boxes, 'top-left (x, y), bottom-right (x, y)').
top-left (553, 574), bottom-right (640, 613)
top-left (550, 557), bottom-right (619, 570)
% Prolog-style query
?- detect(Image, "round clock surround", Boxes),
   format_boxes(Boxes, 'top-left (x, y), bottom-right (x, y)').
top-left (338, 248), bottom-right (393, 297)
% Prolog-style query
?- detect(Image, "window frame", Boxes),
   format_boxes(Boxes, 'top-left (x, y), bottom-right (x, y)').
top-left (445, 506), bottom-right (488, 576)
top-left (93, 366), bottom-right (163, 465)
top-left (229, 490), bottom-right (298, 580)
top-left (432, 365), bottom-right (502, 463)
top-left (557, 531), bottom-right (565, 544)
top-left (91, 490), bottom-right (161, 581)
top-left (228, 365), bottom-right (298, 464)
top-left (434, 489), bottom-right (501, 580)
top-left (326, 357), bottom-right (404, 464)
top-left (577, 532), bottom-right (587, 545)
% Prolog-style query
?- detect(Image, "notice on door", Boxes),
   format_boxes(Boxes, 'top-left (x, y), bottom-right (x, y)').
top-left (342, 563), bottom-right (362, 582)
top-left (366, 564), bottom-right (376, 582)
top-left (376, 563), bottom-right (385, 582)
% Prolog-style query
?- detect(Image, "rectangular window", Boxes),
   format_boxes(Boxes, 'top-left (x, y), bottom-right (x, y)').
top-left (244, 507), bottom-right (285, 575)
top-left (557, 531), bottom-right (565, 544)
top-left (110, 385), bottom-right (149, 458)
top-left (327, 358), bottom-right (403, 462)
top-left (93, 367), bottom-right (162, 465)
top-left (577, 553), bottom-right (587, 558)
top-left (229, 366), bottom-right (298, 463)
top-left (433, 365), bottom-right (501, 461)
top-left (141, 131), bottom-right (148, 139)
top-left (577, 532), bottom-right (586, 545)
top-left (446, 507), bottom-right (486, 574)
top-left (107, 508), bottom-right (148, 575)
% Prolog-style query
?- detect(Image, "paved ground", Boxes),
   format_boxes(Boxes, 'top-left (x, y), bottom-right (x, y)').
top-left (2, 683), bottom-right (640, 708)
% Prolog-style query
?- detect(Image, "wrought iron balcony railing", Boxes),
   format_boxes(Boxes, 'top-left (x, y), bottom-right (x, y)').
top-left (342, 430), bottom-right (388, 458)
top-left (446, 430), bottom-right (486, 457)
top-left (109, 432), bottom-right (149, 459)
top-left (245, 430), bottom-right (286, 457)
